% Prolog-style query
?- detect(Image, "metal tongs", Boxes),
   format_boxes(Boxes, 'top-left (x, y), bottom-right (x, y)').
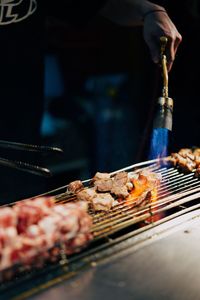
top-left (0, 140), bottom-right (63, 177)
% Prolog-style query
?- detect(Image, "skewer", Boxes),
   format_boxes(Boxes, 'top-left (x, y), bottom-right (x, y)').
top-left (34, 156), bottom-right (171, 198)
top-left (109, 156), bottom-right (171, 175)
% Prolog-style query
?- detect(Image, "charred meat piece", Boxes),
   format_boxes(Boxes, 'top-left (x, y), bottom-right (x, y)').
top-left (76, 188), bottom-right (116, 211)
top-left (111, 185), bottom-right (129, 199)
top-left (112, 171), bottom-right (128, 186)
top-left (92, 193), bottom-right (115, 211)
top-left (126, 171), bottom-right (161, 206)
top-left (178, 148), bottom-right (193, 157)
top-left (139, 170), bottom-right (162, 187)
top-left (185, 158), bottom-right (197, 172)
top-left (68, 180), bottom-right (84, 193)
top-left (110, 171), bottom-right (129, 199)
top-left (170, 148), bottom-right (200, 174)
top-left (171, 153), bottom-right (196, 173)
top-left (193, 148), bottom-right (200, 157)
top-left (94, 178), bottom-right (113, 192)
top-left (93, 172), bottom-right (110, 181)
top-left (195, 156), bottom-right (200, 166)
top-left (92, 172), bottom-right (113, 192)
top-left (92, 171), bottom-right (130, 197)
top-left (74, 170), bottom-right (162, 211)
top-left (195, 165), bottom-right (200, 178)
top-left (178, 157), bottom-right (196, 173)
top-left (76, 188), bottom-right (97, 202)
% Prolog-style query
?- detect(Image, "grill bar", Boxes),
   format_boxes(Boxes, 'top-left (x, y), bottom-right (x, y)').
top-left (1, 162), bottom-right (200, 300)
top-left (92, 188), bottom-right (200, 238)
top-left (53, 165), bottom-right (200, 240)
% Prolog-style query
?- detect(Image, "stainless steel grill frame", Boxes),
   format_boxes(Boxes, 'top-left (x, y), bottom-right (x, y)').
top-left (1, 160), bottom-right (200, 300)
top-left (54, 162), bottom-right (200, 240)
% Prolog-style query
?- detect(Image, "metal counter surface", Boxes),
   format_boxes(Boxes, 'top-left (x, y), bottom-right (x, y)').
top-left (28, 209), bottom-right (200, 300)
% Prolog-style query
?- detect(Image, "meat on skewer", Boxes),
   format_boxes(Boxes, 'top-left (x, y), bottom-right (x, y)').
top-left (0, 197), bottom-right (92, 272)
top-left (70, 170), bottom-right (161, 211)
top-left (170, 148), bottom-right (200, 176)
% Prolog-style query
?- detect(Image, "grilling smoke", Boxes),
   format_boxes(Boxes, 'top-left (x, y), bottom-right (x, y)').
top-left (149, 128), bottom-right (169, 159)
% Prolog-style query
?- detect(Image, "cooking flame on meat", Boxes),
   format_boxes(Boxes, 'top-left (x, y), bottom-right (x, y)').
top-left (126, 178), bottom-right (148, 203)
top-left (126, 173), bottom-right (158, 205)
top-left (126, 171), bottom-right (164, 222)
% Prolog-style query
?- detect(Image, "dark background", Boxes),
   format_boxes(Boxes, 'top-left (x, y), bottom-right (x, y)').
top-left (0, 0), bottom-right (199, 203)
top-left (43, 1), bottom-right (200, 182)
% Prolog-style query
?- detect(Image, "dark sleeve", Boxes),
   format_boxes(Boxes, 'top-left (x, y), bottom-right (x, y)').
top-left (46, 0), bottom-right (108, 25)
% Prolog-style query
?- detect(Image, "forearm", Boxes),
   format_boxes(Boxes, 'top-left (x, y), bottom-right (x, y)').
top-left (100, 0), bottom-right (165, 26)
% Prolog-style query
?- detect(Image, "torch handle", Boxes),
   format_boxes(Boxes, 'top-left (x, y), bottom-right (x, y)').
top-left (160, 36), bottom-right (169, 98)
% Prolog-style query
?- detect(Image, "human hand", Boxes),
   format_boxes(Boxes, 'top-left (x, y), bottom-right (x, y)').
top-left (143, 10), bottom-right (182, 71)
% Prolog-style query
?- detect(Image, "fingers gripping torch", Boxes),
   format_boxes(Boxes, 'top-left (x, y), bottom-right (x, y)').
top-left (153, 36), bottom-right (173, 131)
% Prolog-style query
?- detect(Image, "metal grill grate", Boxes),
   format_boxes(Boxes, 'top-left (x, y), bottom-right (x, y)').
top-left (1, 162), bottom-right (200, 300)
top-left (55, 164), bottom-right (200, 240)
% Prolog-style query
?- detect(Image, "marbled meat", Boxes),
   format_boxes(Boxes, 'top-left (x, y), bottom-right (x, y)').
top-left (0, 197), bottom-right (92, 272)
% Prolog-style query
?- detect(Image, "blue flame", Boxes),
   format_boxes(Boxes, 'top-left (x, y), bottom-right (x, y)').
top-left (149, 128), bottom-right (169, 159)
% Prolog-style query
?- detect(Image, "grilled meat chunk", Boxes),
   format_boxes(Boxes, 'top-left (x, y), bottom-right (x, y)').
top-left (92, 193), bottom-right (115, 211)
top-left (170, 151), bottom-right (198, 173)
top-left (93, 171), bottom-right (129, 194)
top-left (111, 185), bottom-right (129, 198)
top-left (111, 172), bottom-right (129, 198)
top-left (195, 165), bottom-right (200, 178)
top-left (92, 172), bottom-right (113, 192)
top-left (68, 180), bottom-right (84, 193)
top-left (76, 188), bottom-right (116, 211)
top-left (94, 178), bottom-right (113, 192)
top-left (178, 148), bottom-right (193, 157)
top-left (93, 172), bottom-right (110, 181)
top-left (193, 148), bottom-right (200, 157)
top-left (112, 171), bottom-right (128, 186)
top-left (76, 170), bottom-right (162, 210)
top-left (139, 170), bottom-right (162, 187)
top-left (76, 188), bottom-right (97, 202)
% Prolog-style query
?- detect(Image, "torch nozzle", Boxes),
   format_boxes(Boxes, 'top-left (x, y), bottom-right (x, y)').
top-left (153, 97), bottom-right (173, 131)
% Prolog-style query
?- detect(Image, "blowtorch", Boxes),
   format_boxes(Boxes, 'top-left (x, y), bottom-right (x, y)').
top-left (153, 36), bottom-right (173, 131)
top-left (149, 36), bottom-right (174, 159)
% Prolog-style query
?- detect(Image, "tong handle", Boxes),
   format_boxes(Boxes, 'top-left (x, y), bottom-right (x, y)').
top-left (0, 157), bottom-right (52, 177)
top-left (0, 140), bottom-right (63, 154)
top-left (160, 36), bottom-right (169, 98)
